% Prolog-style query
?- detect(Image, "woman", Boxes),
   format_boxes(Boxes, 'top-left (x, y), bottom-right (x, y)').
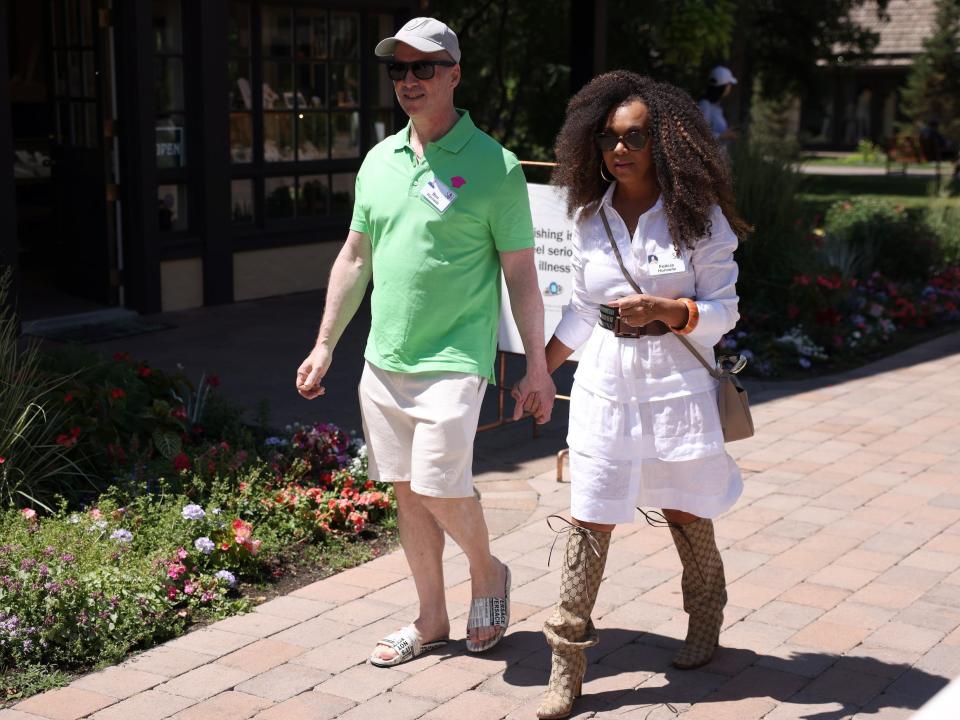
top-left (698, 65), bottom-right (738, 147)
top-left (532, 71), bottom-right (750, 719)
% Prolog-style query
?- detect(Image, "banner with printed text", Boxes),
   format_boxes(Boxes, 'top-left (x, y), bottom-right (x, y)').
top-left (498, 183), bottom-right (582, 361)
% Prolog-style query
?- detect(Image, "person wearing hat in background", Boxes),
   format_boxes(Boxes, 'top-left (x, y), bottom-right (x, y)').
top-left (296, 17), bottom-right (555, 668)
top-left (698, 65), bottom-right (738, 146)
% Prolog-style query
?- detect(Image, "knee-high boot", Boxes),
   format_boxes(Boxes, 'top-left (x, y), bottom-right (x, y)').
top-left (669, 517), bottom-right (727, 669)
top-left (537, 525), bottom-right (611, 720)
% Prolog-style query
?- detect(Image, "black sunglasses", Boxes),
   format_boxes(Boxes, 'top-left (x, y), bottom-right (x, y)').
top-left (595, 130), bottom-right (648, 152)
top-left (385, 60), bottom-right (457, 81)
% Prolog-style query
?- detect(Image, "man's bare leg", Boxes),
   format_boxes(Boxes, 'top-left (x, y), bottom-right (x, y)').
top-left (420, 493), bottom-right (506, 647)
top-left (372, 482), bottom-right (450, 662)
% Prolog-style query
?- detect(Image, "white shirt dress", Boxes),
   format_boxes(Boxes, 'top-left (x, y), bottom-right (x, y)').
top-left (554, 184), bottom-right (743, 524)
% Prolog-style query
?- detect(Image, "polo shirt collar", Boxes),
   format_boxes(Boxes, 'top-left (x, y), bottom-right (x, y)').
top-left (593, 181), bottom-right (663, 216)
top-left (392, 109), bottom-right (475, 155)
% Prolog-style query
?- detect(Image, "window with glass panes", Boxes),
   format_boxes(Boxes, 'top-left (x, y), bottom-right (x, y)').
top-left (227, 2), bottom-right (400, 228)
top-left (154, 0), bottom-right (188, 232)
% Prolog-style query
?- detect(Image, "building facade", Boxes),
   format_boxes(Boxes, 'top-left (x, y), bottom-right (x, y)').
top-left (799, 0), bottom-right (940, 149)
top-left (2, 0), bottom-right (414, 319)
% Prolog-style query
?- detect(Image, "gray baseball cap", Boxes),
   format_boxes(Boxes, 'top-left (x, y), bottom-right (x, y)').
top-left (374, 17), bottom-right (461, 63)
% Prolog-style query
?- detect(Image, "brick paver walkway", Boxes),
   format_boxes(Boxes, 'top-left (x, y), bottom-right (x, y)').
top-left (9, 335), bottom-right (960, 720)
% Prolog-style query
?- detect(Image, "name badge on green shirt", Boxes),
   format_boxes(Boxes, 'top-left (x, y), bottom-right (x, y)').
top-left (420, 177), bottom-right (457, 214)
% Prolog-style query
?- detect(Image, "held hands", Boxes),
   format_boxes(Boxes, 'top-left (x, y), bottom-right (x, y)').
top-left (295, 345), bottom-right (332, 400)
top-left (510, 370), bottom-right (556, 425)
top-left (607, 294), bottom-right (688, 329)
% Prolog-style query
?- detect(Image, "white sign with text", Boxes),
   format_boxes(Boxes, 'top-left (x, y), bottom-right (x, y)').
top-left (498, 183), bottom-right (582, 361)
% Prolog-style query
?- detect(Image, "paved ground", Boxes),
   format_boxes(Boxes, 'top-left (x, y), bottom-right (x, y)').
top-left (12, 305), bottom-right (960, 718)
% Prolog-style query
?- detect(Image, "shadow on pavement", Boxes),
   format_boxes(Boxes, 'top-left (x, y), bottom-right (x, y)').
top-left (495, 629), bottom-right (947, 719)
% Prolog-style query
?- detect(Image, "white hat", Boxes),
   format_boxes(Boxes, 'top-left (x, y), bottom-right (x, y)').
top-left (708, 66), bottom-right (737, 86)
top-left (375, 17), bottom-right (461, 64)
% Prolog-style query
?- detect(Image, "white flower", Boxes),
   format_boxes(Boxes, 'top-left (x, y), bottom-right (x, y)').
top-left (110, 529), bottom-right (133, 543)
top-left (214, 570), bottom-right (236, 588)
top-left (194, 537), bottom-right (215, 555)
top-left (181, 504), bottom-right (205, 521)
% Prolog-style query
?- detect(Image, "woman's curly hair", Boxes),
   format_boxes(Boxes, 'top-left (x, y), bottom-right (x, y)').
top-left (552, 70), bottom-right (751, 251)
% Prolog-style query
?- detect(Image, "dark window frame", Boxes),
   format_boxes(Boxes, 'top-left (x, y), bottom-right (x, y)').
top-left (228, 0), bottom-right (406, 241)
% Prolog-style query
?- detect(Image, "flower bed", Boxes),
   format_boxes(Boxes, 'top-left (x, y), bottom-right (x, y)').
top-left (728, 191), bottom-right (960, 376)
top-left (1, 325), bottom-right (396, 701)
top-left (724, 266), bottom-right (960, 376)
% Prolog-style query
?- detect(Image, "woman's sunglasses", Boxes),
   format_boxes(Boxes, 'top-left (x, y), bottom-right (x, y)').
top-left (594, 130), bottom-right (648, 152)
top-left (385, 60), bottom-right (457, 81)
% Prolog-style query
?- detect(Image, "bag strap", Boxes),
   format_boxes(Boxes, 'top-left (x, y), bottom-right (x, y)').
top-left (598, 206), bottom-right (722, 379)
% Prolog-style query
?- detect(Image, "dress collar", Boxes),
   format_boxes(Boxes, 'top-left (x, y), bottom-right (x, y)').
top-left (593, 182), bottom-right (663, 217)
top-left (392, 109), bottom-right (475, 155)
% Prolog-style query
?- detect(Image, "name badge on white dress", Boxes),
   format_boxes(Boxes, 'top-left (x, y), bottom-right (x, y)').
top-left (420, 177), bottom-right (457, 214)
top-left (647, 244), bottom-right (686, 276)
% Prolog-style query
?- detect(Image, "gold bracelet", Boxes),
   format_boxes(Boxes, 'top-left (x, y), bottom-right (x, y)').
top-left (671, 298), bottom-right (699, 335)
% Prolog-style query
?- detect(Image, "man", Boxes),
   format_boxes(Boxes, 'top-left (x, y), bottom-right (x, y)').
top-left (296, 17), bottom-right (555, 667)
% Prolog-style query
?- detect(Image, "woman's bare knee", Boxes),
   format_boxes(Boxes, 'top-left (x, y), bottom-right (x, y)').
top-left (661, 508), bottom-right (701, 525)
top-left (572, 518), bottom-right (616, 533)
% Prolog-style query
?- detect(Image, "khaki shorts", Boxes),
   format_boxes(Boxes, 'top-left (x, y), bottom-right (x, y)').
top-left (358, 362), bottom-right (487, 498)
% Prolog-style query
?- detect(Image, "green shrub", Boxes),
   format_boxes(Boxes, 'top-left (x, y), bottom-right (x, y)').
top-left (0, 269), bottom-right (92, 510)
top-left (841, 139), bottom-right (883, 165)
top-left (926, 201), bottom-right (960, 267)
top-left (730, 142), bottom-right (819, 316)
top-left (823, 198), bottom-right (941, 280)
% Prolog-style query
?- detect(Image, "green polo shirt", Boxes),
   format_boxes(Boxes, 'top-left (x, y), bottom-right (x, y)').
top-left (350, 110), bottom-right (534, 382)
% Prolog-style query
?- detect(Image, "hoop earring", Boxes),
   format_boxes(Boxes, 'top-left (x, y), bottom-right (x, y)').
top-left (600, 160), bottom-right (615, 183)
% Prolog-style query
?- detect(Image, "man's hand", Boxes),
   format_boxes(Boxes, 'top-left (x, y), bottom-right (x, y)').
top-left (296, 345), bottom-right (332, 400)
top-left (510, 370), bottom-right (556, 424)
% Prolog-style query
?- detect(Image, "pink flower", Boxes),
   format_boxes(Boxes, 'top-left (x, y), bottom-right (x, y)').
top-left (21, 508), bottom-right (37, 523)
top-left (183, 582), bottom-right (195, 595)
top-left (89, 508), bottom-right (103, 520)
top-left (166, 586), bottom-right (178, 599)
top-left (177, 547), bottom-right (188, 560)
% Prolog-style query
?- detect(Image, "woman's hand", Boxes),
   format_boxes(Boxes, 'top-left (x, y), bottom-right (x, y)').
top-left (607, 294), bottom-right (688, 329)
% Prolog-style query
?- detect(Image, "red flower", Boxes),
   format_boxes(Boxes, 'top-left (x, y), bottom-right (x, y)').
top-left (113, 352), bottom-right (131, 362)
top-left (206, 374), bottom-right (220, 388)
top-left (787, 304), bottom-right (800, 319)
top-left (138, 365), bottom-right (152, 378)
top-left (63, 392), bottom-right (74, 404)
top-left (173, 452), bottom-right (191, 471)
top-left (56, 427), bottom-right (81, 447)
top-left (109, 388), bottom-right (126, 400)
top-left (0, 456), bottom-right (5, 464)
top-left (171, 405), bottom-right (187, 421)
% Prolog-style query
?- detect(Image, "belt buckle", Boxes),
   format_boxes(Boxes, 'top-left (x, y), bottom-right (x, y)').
top-left (613, 317), bottom-right (645, 337)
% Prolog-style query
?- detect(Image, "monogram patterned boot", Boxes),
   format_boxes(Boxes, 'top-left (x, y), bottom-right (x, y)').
top-left (537, 524), bottom-right (611, 720)
top-left (669, 517), bottom-right (727, 669)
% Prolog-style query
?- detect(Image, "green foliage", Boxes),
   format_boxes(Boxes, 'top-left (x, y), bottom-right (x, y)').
top-left (926, 201), bottom-right (960, 266)
top-left (606, 0), bottom-right (737, 90)
top-left (427, 0), bottom-right (572, 160)
top-left (0, 269), bottom-right (91, 510)
top-left (842, 139), bottom-right (884, 165)
top-left (823, 198), bottom-right (941, 280)
top-left (900, 0), bottom-right (960, 143)
top-left (741, 0), bottom-right (888, 99)
top-left (2, 663), bottom-right (71, 704)
top-left (729, 142), bottom-right (816, 315)
top-left (746, 76), bottom-right (800, 159)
